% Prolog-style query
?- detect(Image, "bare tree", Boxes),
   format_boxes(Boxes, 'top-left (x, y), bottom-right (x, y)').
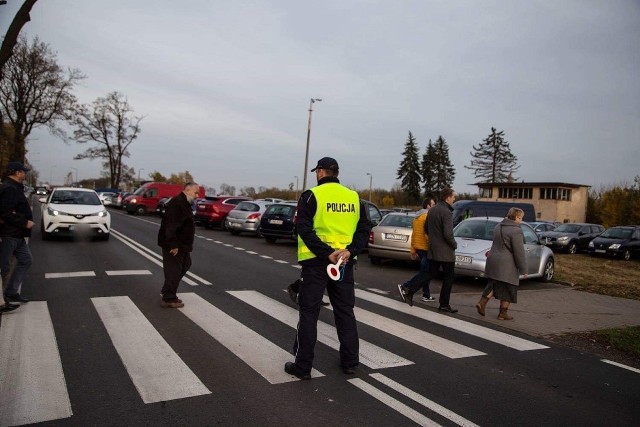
top-left (70, 91), bottom-right (144, 189)
top-left (0, 0), bottom-right (39, 71)
top-left (0, 35), bottom-right (84, 164)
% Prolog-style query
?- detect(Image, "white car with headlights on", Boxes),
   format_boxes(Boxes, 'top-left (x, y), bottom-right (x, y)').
top-left (39, 187), bottom-right (110, 240)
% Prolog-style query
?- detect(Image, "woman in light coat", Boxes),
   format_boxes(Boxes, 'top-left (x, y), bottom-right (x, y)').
top-left (475, 208), bottom-right (527, 320)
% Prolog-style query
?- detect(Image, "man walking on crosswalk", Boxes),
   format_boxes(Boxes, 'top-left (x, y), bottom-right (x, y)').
top-left (284, 157), bottom-right (371, 380)
top-left (158, 182), bottom-right (200, 308)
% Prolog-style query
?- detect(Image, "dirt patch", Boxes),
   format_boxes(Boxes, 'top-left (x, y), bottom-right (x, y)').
top-left (545, 331), bottom-right (640, 370)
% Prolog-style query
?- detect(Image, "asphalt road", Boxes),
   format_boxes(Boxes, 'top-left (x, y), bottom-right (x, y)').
top-left (0, 205), bottom-right (638, 426)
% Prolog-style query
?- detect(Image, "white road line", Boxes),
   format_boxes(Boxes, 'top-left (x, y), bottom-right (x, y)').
top-left (260, 255), bottom-right (273, 259)
top-left (366, 288), bottom-right (390, 295)
top-left (355, 289), bottom-right (548, 351)
top-left (105, 270), bottom-right (152, 276)
top-left (348, 378), bottom-right (441, 427)
top-left (178, 293), bottom-right (323, 383)
top-left (0, 302), bottom-right (72, 426)
top-left (234, 247), bottom-right (245, 251)
top-left (91, 296), bottom-right (210, 403)
top-left (111, 229), bottom-right (211, 286)
top-left (228, 290), bottom-right (412, 369)
top-left (45, 271), bottom-right (96, 279)
top-left (246, 251), bottom-right (258, 254)
top-left (370, 374), bottom-right (480, 427)
top-left (274, 260), bottom-right (289, 264)
top-left (349, 306), bottom-right (485, 359)
top-left (601, 359), bottom-right (640, 374)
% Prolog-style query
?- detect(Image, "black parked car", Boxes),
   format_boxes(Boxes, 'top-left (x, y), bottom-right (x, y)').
top-left (588, 225), bottom-right (640, 261)
top-left (540, 223), bottom-right (605, 254)
top-left (260, 203), bottom-right (298, 243)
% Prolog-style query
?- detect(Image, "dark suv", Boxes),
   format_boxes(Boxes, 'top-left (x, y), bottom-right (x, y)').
top-left (540, 223), bottom-right (605, 254)
top-left (194, 196), bottom-right (252, 229)
top-left (260, 203), bottom-right (298, 243)
top-left (588, 225), bottom-right (640, 260)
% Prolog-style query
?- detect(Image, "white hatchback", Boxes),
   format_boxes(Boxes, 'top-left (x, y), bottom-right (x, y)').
top-left (39, 187), bottom-right (111, 240)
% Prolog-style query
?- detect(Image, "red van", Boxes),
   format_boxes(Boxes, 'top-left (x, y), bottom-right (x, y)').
top-left (124, 183), bottom-right (204, 215)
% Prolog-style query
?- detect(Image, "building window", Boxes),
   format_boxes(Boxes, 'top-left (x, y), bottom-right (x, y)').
top-left (479, 188), bottom-right (493, 198)
top-left (498, 187), bottom-right (532, 199)
top-left (540, 187), bottom-right (572, 201)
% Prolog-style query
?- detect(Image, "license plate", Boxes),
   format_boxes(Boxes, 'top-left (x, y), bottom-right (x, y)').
top-left (269, 219), bottom-right (283, 225)
top-left (455, 255), bottom-right (472, 264)
top-left (595, 249), bottom-right (606, 253)
top-left (229, 222), bottom-right (240, 227)
top-left (385, 233), bottom-right (408, 242)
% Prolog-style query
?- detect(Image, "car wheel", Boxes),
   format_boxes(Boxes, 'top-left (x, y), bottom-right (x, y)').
top-left (265, 236), bottom-right (277, 244)
top-left (542, 258), bottom-right (554, 282)
top-left (622, 250), bottom-right (631, 261)
top-left (567, 242), bottom-right (577, 254)
top-left (101, 233), bottom-right (110, 241)
top-left (256, 226), bottom-right (262, 238)
top-left (369, 256), bottom-right (382, 265)
top-left (135, 205), bottom-right (146, 215)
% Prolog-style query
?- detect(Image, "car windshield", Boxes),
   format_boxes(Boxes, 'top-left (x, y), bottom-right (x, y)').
top-left (554, 224), bottom-right (581, 233)
top-left (379, 215), bottom-right (415, 228)
top-left (600, 228), bottom-right (633, 239)
top-left (236, 202), bottom-right (260, 212)
top-left (454, 219), bottom-right (499, 240)
top-left (51, 191), bottom-right (101, 205)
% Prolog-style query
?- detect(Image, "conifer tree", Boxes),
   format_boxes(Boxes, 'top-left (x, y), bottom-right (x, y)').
top-left (433, 135), bottom-right (456, 190)
top-left (397, 131), bottom-right (422, 203)
top-left (466, 127), bottom-right (519, 182)
top-left (421, 139), bottom-right (438, 195)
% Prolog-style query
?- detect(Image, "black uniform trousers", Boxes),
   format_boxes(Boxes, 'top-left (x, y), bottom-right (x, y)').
top-left (293, 261), bottom-right (359, 373)
top-left (161, 248), bottom-right (192, 301)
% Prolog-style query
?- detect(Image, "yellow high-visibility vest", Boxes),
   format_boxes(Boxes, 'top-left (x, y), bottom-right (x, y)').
top-left (297, 183), bottom-right (360, 261)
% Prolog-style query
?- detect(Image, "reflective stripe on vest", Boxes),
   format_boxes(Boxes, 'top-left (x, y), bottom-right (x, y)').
top-left (297, 183), bottom-right (360, 261)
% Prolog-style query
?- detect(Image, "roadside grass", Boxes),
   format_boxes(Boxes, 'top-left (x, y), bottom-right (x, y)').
top-left (552, 253), bottom-right (640, 363)
top-left (554, 253), bottom-right (640, 301)
top-left (595, 326), bottom-right (640, 358)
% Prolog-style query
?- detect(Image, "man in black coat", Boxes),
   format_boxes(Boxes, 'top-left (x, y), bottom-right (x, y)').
top-left (0, 162), bottom-right (35, 306)
top-left (158, 182), bottom-right (200, 308)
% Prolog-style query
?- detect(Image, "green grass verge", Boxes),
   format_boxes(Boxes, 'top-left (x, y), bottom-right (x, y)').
top-left (595, 326), bottom-right (640, 358)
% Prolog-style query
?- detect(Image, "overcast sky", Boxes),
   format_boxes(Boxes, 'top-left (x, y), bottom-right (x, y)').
top-left (2, 0), bottom-right (639, 194)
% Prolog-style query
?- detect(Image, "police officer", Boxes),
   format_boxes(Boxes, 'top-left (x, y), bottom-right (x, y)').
top-left (284, 157), bottom-right (371, 380)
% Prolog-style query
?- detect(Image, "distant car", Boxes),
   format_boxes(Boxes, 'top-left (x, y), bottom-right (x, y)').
top-left (588, 225), bottom-right (640, 260)
top-left (367, 212), bottom-right (417, 264)
top-left (226, 200), bottom-right (273, 236)
top-left (194, 196), bottom-right (252, 229)
top-left (35, 186), bottom-right (49, 196)
top-left (39, 187), bottom-right (110, 241)
top-left (527, 221), bottom-right (558, 236)
top-left (540, 223), bottom-right (605, 254)
top-left (97, 191), bottom-right (116, 206)
top-left (362, 200), bottom-right (383, 226)
top-left (453, 217), bottom-right (555, 282)
top-left (259, 202), bottom-right (298, 243)
top-left (112, 191), bottom-right (131, 208)
top-left (157, 196), bottom-right (199, 216)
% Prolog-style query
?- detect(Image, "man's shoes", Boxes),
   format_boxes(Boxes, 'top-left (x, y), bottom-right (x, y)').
top-left (284, 362), bottom-right (311, 380)
top-left (160, 300), bottom-right (185, 308)
top-left (438, 305), bottom-right (458, 313)
top-left (397, 284), bottom-right (413, 307)
top-left (160, 293), bottom-right (182, 303)
top-left (421, 296), bottom-right (436, 302)
top-left (0, 303), bottom-right (20, 313)
top-left (342, 365), bottom-right (357, 375)
top-left (287, 284), bottom-right (299, 305)
top-left (5, 293), bottom-right (29, 303)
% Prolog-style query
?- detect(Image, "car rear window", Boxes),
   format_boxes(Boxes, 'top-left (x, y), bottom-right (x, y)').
top-left (236, 202), bottom-right (260, 212)
top-left (380, 215), bottom-right (415, 228)
top-left (454, 220), bottom-right (498, 240)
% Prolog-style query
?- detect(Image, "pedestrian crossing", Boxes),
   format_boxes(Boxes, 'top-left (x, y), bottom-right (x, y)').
top-left (0, 289), bottom-right (549, 426)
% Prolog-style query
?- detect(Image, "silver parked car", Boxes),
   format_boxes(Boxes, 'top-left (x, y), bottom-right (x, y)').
top-left (225, 200), bottom-right (273, 236)
top-left (367, 212), bottom-right (417, 264)
top-left (453, 217), bottom-right (555, 282)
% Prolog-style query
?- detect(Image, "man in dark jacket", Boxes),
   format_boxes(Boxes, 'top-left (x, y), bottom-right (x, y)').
top-left (426, 188), bottom-right (458, 313)
top-left (0, 162), bottom-right (35, 305)
top-left (158, 182), bottom-right (200, 308)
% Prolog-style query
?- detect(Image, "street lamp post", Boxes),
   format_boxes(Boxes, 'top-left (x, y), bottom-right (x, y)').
top-left (294, 175), bottom-right (299, 200)
top-left (302, 98), bottom-right (322, 191)
top-left (366, 173), bottom-right (373, 202)
top-left (137, 168), bottom-right (145, 182)
top-left (70, 167), bottom-right (78, 186)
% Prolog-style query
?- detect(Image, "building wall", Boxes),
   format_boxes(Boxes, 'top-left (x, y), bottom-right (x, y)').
top-left (478, 185), bottom-right (589, 223)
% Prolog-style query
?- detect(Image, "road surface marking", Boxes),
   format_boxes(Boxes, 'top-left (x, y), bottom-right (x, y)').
top-left (355, 289), bottom-right (548, 351)
top-left (601, 359), bottom-right (640, 374)
top-left (370, 373), bottom-right (480, 427)
top-left (0, 302), bottom-right (72, 426)
top-left (366, 288), bottom-right (389, 295)
top-left (178, 292), bottom-right (323, 383)
top-left (229, 290), bottom-right (412, 369)
top-left (105, 270), bottom-right (152, 276)
top-left (45, 271), bottom-right (96, 279)
top-left (91, 296), bottom-right (210, 403)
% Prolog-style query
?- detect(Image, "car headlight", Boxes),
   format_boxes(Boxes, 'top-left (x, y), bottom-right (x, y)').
top-left (47, 207), bottom-right (60, 216)
top-left (609, 243), bottom-right (621, 250)
top-left (98, 210), bottom-right (108, 217)
top-left (557, 236), bottom-right (569, 242)
top-left (131, 198), bottom-right (137, 203)
top-left (588, 241), bottom-right (594, 247)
